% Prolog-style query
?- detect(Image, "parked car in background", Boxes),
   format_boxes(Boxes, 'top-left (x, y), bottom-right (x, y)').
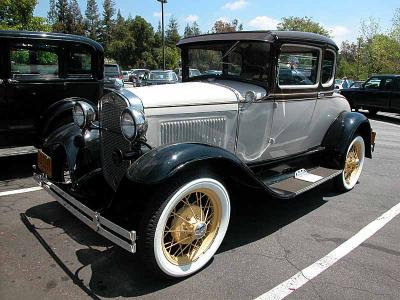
top-left (0, 30), bottom-right (104, 155)
top-left (174, 68), bottom-right (201, 81)
top-left (143, 70), bottom-right (179, 85)
top-left (340, 75), bottom-right (400, 115)
top-left (104, 63), bottom-right (124, 89)
top-left (35, 31), bottom-right (375, 279)
top-left (121, 70), bottom-right (130, 82)
top-left (104, 63), bottom-right (122, 80)
top-left (129, 69), bottom-right (149, 86)
top-left (350, 80), bottom-right (364, 89)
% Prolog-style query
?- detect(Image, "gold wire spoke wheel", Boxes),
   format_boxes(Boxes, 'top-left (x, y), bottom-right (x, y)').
top-left (338, 135), bottom-right (365, 191)
top-left (162, 189), bottom-right (222, 265)
top-left (344, 143), bottom-right (362, 185)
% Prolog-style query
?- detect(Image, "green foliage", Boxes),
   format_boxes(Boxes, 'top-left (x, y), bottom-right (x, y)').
top-left (212, 19), bottom-right (242, 33)
top-left (184, 21), bottom-right (201, 37)
top-left (154, 46), bottom-right (180, 70)
top-left (337, 15), bottom-right (400, 79)
top-left (0, 0), bottom-right (50, 31)
top-left (100, 0), bottom-right (115, 53)
top-left (85, 0), bottom-right (100, 40)
top-left (277, 16), bottom-right (330, 37)
top-left (165, 17), bottom-right (181, 47)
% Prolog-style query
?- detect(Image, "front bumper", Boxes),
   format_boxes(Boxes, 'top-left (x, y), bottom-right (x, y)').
top-left (33, 173), bottom-right (136, 253)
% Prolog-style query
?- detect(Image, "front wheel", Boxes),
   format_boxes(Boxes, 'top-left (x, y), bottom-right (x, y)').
top-left (334, 135), bottom-right (365, 192)
top-left (139, 176), bottom-right (231, 278)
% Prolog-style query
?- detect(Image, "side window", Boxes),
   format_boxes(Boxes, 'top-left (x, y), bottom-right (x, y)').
top-left (321, 50), bottom-right (335, 86)
top-left (364, 77), bottom-right (381, 89)
top-left (278, 45), bottom-right (320, 87)
top-left (67, 47), bottom-right (92, 78)
top-left (383, 78), bottom-right (394, 90)
top-left (10, 44), bottom-right (59, 80)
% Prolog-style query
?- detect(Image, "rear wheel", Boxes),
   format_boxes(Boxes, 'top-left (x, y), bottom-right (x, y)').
top-left (139, 175), bottom-right (230, 278)
top-left (334, 135), bottom-right (365, 192)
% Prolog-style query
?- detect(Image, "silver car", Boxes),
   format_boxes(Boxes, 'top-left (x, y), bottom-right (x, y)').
top-left (35, 31), bottom-right (375, 279)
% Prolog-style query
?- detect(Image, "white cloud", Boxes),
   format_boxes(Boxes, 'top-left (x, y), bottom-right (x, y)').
top-left (222, 0), bottom-right (248, 11)
top-left (248, 16), bottom-right (279, 30)
top-left (153, 11), bottom-right (171, 19)
top-left (327, 25), bottom-right (355, 46)
top-left (186, 15), bottom-right (199, 23)
top-left (217, 16), bottom-right (230, 23)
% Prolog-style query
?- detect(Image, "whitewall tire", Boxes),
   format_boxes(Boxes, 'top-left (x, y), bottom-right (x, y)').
top-left (139, 176), bottom-right (230, 278)
top-left (335, 135), bottom-right (365, 191)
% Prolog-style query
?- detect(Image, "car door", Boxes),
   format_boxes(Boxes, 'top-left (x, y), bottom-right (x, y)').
top-left (267, 44), bottom-right (320, 159)
top-left (360, 77), bottom-right (390, 109)
top-left (5, 40), bottom-right (65, 145)
top-left (390, 78), bottom-right (400, 112)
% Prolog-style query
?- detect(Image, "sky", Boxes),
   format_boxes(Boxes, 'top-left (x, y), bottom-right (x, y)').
top-left (34, 0), bottom-right (399, 46)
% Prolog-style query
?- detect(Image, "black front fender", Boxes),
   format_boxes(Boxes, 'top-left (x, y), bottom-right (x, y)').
top-left (43, 123), bottom-right (100, 181)
top-left (125, 143), bottom-right (262, 186)
top-left (322, 111), bottom-right (372, 163)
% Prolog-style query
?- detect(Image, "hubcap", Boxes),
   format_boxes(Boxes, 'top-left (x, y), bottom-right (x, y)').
top-left (162, 189), bottom-right (221, 265)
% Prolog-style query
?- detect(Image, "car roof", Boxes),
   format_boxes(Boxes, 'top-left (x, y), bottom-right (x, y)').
top-left (0, 30), bottom-right (103, 52)
top-left (369, 74), bottom-right (400, 78)
top-left (177, 30), bottom-right (338, 49)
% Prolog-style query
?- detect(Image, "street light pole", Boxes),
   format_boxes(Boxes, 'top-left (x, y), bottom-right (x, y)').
top-left (157, 0), bottom-right (167, 70)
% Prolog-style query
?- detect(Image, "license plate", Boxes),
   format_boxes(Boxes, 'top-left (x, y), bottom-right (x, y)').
top-left (38, 150), bottom-right (52, 178)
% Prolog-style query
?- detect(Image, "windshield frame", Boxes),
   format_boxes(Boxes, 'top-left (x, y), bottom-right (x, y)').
top-left (180, 40), bottom-right (272, 89)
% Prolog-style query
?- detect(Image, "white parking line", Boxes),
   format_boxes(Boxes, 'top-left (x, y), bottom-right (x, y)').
top-left (255, 201), bottom-right (400, 300)
top-left (0, 186), bottom-right (42, 197)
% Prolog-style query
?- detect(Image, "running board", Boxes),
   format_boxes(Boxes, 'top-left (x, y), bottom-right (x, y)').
top-left (260, 167), bottom-right (342, 198)
top-left (0, 146), bottom-right (37, 157)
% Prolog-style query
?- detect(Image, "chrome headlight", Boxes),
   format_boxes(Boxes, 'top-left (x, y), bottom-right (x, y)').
top-left (72, 101), bottom-right (96, 129)
top-left (120, 108), bottom-right (148, 142)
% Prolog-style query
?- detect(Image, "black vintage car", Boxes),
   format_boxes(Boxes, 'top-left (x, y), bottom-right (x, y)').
top-left (0, 30), bottom-right (104, 155)
top-left (340, 75), bottom-right (400, 115)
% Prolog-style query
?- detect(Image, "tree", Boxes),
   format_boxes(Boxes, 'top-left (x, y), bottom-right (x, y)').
top-left (101, 0), bottom-right (115, 53)
top-left (212, 19), bottom-right (242, 33)
top-left (391, 8), bottom-right (400, 43)
top-left (277, 16), bottom-right (330, 37)
top-left (165, 17), bottom-right (181, 47)
top-left (0, 0), bottom-right (39, 29)
top-left (68, 0), bottom-right (84, 35)
top-left (48, 0), bottom-right (57, 24)
top-left (184, 21), bottom-right (201, 37)
top-left (85, 0), bottom-right (100, 40)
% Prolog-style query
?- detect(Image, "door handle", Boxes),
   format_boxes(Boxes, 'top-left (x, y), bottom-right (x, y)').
top-left (7, 78), bottom-right (18, 83)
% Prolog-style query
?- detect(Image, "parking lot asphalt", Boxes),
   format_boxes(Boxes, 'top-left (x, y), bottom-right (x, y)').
top-left (1, 113), bottom-right (400, 300)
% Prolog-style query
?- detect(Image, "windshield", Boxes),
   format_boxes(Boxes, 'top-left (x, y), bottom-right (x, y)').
top-left (184, 41), bottom-right (270, 85)
top-left (149, 71), bottom-right (177, 81)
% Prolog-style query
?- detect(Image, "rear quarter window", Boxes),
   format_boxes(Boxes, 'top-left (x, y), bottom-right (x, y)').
top-left (10, 44), bottom-right (59, 80)
top-left (67, 47), bottom-right (93, 78)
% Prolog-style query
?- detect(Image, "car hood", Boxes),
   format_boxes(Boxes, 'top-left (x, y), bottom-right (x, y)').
top-left (125, 81), bottom-right (267, 109)
top-left (125, 82), bottom-right (238, 108)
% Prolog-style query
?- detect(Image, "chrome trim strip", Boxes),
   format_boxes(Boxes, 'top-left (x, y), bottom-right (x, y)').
top-left (33, 173), bottom-right (136, 253)
top-left (0, 146), bottom-right (37, 157)
top-left (294, 169), bottom-right (342, 196)
top-left (278, 44), bottom-right (322, 90)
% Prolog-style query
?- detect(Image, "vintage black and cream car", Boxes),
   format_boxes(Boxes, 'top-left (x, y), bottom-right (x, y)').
top-left (34, 31), bottom-right (376, 278)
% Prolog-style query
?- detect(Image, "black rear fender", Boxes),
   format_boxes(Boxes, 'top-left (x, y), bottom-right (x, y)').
top-left (322, 112), bottom-right (372, 167)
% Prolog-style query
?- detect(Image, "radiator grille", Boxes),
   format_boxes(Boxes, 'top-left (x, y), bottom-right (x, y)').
top-left (161, 117), bottom-right (226, 147)
top-left (99, 93), bottom-right (130, 190)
